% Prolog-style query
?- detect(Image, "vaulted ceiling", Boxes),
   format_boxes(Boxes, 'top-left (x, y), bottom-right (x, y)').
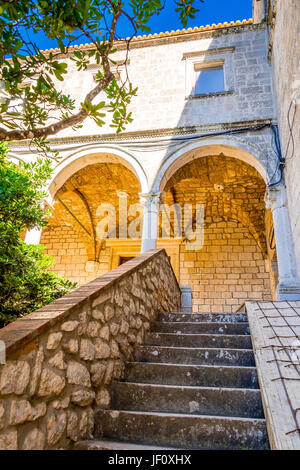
top-left (162, 154), bottom-right (267, 253)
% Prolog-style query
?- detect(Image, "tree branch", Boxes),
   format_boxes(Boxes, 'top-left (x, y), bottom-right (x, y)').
top-left (0, 3), bottom-right (122, 142)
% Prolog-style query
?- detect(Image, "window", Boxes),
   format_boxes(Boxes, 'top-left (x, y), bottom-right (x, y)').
top-left (183, 47), bottom-right (235, 99)
top-left (194, 63), bottom-right (225, 95)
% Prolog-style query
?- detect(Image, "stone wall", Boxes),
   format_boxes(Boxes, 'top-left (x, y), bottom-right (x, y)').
top-left (253, 0), bottom-right (268, 23)
top-left (179, 220), bottom-right (272, 313)
top-left (13, 22), bottom-right (275, 142)
top-left (10, 22), bottom-right (279, 223)
top-left (41, 225), bottom-right (111, 285)
top-left (41, 218), bottom-right (272, 313)
top-left (0, 249), bottom-right (180, 450)
top-left (270, 0), bottom-right (300, 278)
top-left (39, 154), bottom-right (273, 310)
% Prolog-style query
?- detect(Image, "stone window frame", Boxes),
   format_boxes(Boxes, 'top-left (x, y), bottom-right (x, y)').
top-left (86, 60), bottom-right (130, 107)
top-left (193, 60), bottom-right (225, 95)
top-left (183, 46), bottom-right (235, 99)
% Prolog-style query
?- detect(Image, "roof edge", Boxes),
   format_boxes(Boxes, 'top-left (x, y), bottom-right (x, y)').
top-left (42, 18), bottom-right (254, 54)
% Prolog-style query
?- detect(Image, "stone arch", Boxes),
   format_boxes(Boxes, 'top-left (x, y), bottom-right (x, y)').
top-left (160, 149), bottom-right (268, 252)
top-left (42, 148), bottom-right (144, 285)
top-left (158, 150), bottom-right (272, 312)
top-left (151, 136), bottom-right (275, 193)
top-left (48, 145), bottom-right (148, 199)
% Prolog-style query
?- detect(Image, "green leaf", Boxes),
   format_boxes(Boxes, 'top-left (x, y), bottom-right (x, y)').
top-left (57, 39), bottom-right (66, 54)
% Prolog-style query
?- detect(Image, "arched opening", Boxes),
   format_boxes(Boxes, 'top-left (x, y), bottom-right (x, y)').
top-left (158, 152), bottom-right (277, 313)
top-left (48, 147), bottom-right (148, 198)
top-left (152, 139), bottom-right (275, 194)
top-left (41, 158), bottom-right (143, 285)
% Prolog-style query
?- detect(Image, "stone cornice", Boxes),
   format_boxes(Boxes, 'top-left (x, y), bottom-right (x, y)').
top-left (41, 22), bottom-right (264, 59)
top-left (116, 23), bottom-right (264, 51)
top-left (9, 118), bottom-right (277, 152)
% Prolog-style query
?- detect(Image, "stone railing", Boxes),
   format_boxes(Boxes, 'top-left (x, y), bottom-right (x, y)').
top-left (0, 249), bottom-right (181, 450)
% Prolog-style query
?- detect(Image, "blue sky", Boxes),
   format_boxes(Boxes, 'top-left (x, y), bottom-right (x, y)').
top-left (37, 0), bottom-right (253, 50)
top-left (120, 0), bottom-right (253, 36)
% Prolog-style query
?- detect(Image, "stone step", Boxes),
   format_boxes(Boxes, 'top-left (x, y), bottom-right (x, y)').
top-left (151, 321), bottom-right (250, 335)
top-left (111, 382), bottom-right (264, 418)
top-left (158, 312), bottom-right (248, 323)
top-left (94, 409), bottom-right (269, 450)
top-left (135, 345), bottom-right (255, 366)
top-left (124, 362), bottom-right (259, 388)
top-left (74, 439), bottom-right (180, 450)
top-left (145, 332), bottom-right (252, 349)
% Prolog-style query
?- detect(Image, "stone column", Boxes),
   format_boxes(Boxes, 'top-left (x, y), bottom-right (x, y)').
top-left (24, 228), bottom-right (42, 245)
top-left (139, 192), bottom-right (160, 253)
top-left (265, 184), bottom-right (300, 300)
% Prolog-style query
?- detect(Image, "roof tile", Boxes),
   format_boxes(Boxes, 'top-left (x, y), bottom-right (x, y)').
top-left (41, 19), bottom-right (253, 54)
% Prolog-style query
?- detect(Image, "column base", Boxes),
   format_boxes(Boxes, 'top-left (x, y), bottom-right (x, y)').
top-left (180, 286), bottom-right (192, 312)
top-left (276, 279), bottom-right (300, 301)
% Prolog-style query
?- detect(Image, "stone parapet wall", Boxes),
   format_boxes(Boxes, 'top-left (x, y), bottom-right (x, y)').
top-left (0, 249), bottom-right (180, 450)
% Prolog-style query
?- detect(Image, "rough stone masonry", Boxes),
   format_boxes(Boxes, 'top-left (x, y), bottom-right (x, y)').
top-left (0, 249), bottom-right (180, 450)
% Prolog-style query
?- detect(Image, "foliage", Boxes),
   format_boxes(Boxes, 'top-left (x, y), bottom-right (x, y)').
top-left (0, 142), bottom-right (75, 327)
top-left (175, 0), bottom-right (203, 26)
top-left (0, 1), bottom-right (204, 323)
top-left (0, 0), bottom-right (204, 156)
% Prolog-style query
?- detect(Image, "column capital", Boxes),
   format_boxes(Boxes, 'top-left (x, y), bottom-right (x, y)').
top-left (265, 183), bottom-right (287, 212)
top-left (139, 192), bottom-right (161, 208)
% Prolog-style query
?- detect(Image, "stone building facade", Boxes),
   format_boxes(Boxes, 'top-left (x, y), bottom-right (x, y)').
top-left (9, 0), bottom-right (300, 313)
top-left (266, 0), bottom-right (300, 279)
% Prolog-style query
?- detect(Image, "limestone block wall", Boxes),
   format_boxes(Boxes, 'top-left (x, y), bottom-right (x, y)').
top-left (41, 225), bottom-right (111, 285)
top-left (40, 220), bottom-right (272, 312)
top-left (270, 0), bottom-right (300, 278)
top-left (43, 22), bottom-right (275, 140)
top-left (0, 249), bottom-right (180, 450)
top-left (179, 221), bottom-right (272, 313)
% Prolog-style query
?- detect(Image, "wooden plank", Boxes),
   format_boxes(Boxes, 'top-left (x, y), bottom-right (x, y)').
top-left (246, 301), bottom-right (300, 450)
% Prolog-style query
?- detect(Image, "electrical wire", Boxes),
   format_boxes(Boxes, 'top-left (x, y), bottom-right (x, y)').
top-left (285, 99), bottom-right (297, 161)
top-left (269, 87), bottom-right (300, 187)
top-left (267, 123), bottom-right (284, 187)
top-left (124, 123), bottom-right (283, 188)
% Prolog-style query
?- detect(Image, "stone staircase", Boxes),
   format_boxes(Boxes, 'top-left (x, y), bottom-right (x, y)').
top-left (75, 311), bottom-right (270, 450)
